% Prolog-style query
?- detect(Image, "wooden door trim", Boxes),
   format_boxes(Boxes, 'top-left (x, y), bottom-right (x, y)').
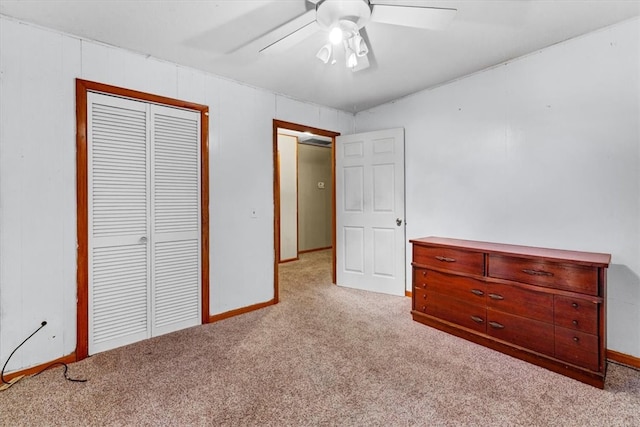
top-left (272, 120), bottom-right (339, 302)
top-left (75, 79), bottom-right (210, 360)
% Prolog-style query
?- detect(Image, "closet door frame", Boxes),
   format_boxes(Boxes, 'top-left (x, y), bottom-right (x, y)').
top-left (76, 79), bottom-right (210, 361)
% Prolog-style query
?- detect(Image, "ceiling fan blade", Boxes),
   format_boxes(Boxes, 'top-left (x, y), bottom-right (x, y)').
top-left (370, 4), bottom-right (457, 30)
top-left (258, 10), bottom-right (318, 54)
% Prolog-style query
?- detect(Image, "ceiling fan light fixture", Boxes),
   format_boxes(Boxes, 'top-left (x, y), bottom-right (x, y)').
top-left (346, 53), bottom-right (358, 69)
top-left (351, 33), bottom-right (368, 57)
top-left (329, 27), bottom-right (343, 45)
top-left (345, 45), bottom-right (358, 69)
top-left (316, 0), bottom-right (372, 30)
top-left (316, 43), bottom-right (332, 64)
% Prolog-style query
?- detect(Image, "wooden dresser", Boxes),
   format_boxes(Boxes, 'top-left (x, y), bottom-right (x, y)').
top-left (410, 237), bottom-right (611, 388)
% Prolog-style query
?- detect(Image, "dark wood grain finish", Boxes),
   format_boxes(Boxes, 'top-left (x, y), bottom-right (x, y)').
top-left (555, 326), bottom-right (600, 371)
top-left (411, 311), bottom-right (606, 388)
top-left (412, 287), bottom-right (429, 309)
top-left (486, 282), bottom-right (553, 323)
top-left (76, 80), bottom-right (89, 361)
top-left (488, 254), bottom-right (599, 295)
top-left (410, 236), bottom-right (609, 388)
top-left (411, 236), bottom-right (611, 267)
top-left (486, 309), bottom-right (555, 356)
top-left (554, 295), bottom-right (598, 335)
top-left (414, 268), bottom-right (486, 304)
top-left (413, 245), bottom-right (484, 275)
top-left (200, 107), bottom-right (210, 325)
top-left (416, 292), bottom-right (487, 333)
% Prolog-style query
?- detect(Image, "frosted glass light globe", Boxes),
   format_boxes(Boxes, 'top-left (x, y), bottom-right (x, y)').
top-left (329, 27), bottom-right (343, 45)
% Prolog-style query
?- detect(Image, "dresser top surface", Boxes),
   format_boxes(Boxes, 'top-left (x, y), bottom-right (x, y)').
top-left (410, 237), bottom-right (611, 267)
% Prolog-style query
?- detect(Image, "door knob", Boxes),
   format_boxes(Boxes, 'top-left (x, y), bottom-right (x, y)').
top-left (396, 218), bottom-right (403, 226)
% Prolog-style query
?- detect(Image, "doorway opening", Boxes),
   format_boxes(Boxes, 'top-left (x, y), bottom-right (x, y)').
top-left (273, 120), bottom-right (339, 302)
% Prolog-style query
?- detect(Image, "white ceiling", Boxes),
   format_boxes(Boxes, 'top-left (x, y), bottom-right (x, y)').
top-left (1, 0), bottom-right (638, 112)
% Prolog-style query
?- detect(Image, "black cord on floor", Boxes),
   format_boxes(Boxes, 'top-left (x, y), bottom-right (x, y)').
top-left (1, 321), bottom-right (87, 386)
top-left (33, 362), bottom-right (87, 382)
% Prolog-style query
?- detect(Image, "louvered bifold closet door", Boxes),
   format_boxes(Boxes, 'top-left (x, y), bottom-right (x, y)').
top-left (88, 93), bottom-right (151, 355)
top-left (150, 105), bottom-right (201, 337)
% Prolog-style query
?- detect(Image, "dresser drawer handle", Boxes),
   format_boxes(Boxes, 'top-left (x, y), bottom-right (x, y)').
top-left (489, 321), bottom-right (505, 329)
top-left (421, 270), bottom-right (427, 277)
top-left (572, 320), bottom-right (578, 326)
top-left (488, 293), bottom-right (504, 300)
top-left (471, 316), bottom-right (484, 324)
top-left (435, 256), bottom-right (456, 263)
top-left (471, 289), bottom-right (484, 296)
top-left (573, 336), bottom-right (580, 342)
top-left (422, 293), bottom-right (427, 300)
top-left (522, 268), bottom-right (554, 277)
top-left (571, 302), bottom-right (579, 308)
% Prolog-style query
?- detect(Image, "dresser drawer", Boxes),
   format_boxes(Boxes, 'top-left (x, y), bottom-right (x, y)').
top-left (414, 292), bottom-right (486, 333)
top-left (488, 255), bottom-right (599, 295)
top-left (414, 268), bottom-right (486, 304)
top-left (554, 296), bottom-right (598, 335)
top-left (414, 245), bottom-right (484, 276)
top-left (486, 309), bottom-right (554, 356)
top-left (413, 287), bottom-right (429, 310)
top-left (485, 283), bottom-right (553, 323)
top-left (555, 326), bottom-right (600, 371)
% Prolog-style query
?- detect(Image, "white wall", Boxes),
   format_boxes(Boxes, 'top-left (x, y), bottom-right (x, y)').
top-left (278, 134), bottom-right (298, 261)
top-left (0, 16), bottom-right (355, 372)
top-left (356, 18), bottom-right (640, 357)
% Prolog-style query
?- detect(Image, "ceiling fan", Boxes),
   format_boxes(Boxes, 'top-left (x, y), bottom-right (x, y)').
top-left (257, 0), bottom-right (457, 72)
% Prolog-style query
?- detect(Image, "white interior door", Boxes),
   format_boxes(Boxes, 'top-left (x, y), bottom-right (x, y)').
top-left (88, 93), bottom-right (150, 354)
top-left (88, 93), bottom-right (201, 355)
top-left (336, 128), bottom-right (405, 296)
top-left (150, 104), bottom-right (202, 337)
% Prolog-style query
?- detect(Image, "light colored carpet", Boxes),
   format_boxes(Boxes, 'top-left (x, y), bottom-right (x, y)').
top-left (1, 249), bottom-right (639, 426)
